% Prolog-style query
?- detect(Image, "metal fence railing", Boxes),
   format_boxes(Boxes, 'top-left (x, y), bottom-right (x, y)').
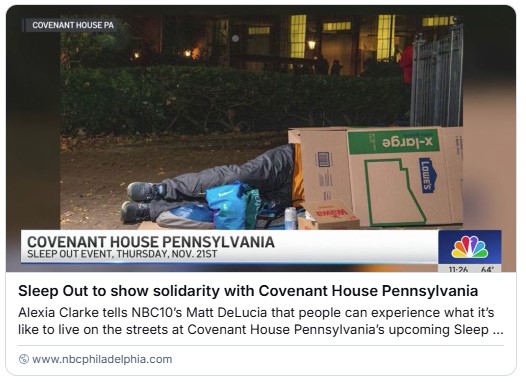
top-left (411, 23), bottom-right (463, 127)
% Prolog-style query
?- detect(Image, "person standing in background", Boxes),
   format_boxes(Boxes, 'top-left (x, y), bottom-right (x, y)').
top-left (330, 59), bottom-right (342, 75)
top-left (315, 55), bottom-right (329, 74)
top-left (399, 42), bottom-right (413, 85)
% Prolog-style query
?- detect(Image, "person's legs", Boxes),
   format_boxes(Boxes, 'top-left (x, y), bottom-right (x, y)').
top-left (161, 145), bottom-right (294, 202)
top-left (124, 166), bottom-right (242, 223)
top-left (162, 164), bottom-right (242, 201)
top-left (124, 144), bottom-right (295, 222)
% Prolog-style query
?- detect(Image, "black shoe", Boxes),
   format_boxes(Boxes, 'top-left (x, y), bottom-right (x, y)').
top-left (121, 201), bottom-right (151, 223)
top-left (127, 182), bottom-right (167, 202)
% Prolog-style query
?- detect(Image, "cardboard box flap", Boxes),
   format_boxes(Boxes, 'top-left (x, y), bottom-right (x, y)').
top-left (289, 127), bottom-right (349, 144)
top-left (301, 200), bottom-right (358, 224)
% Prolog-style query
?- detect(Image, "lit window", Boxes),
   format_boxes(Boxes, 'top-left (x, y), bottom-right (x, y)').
top-left (377, 15), bottom-right (396, 61)
top-left (248, 26), bottom-right (270, 35)
top-left (290, 15), bottom-right (306, 58)
top-left (323, 21), bottom-right (351, 32)
top-left (422, 16), bottom-right (455, 27)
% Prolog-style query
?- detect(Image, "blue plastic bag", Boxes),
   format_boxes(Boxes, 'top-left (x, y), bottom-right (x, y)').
top-left (206, 181), bottom-right (246, 230)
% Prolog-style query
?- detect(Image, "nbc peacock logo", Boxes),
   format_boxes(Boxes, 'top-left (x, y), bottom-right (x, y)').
top-left (451, 235), bottom-right (489, 258)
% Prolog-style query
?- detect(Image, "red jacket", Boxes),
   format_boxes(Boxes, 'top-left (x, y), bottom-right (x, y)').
top-left (399, 45), bottom-right (413, 85)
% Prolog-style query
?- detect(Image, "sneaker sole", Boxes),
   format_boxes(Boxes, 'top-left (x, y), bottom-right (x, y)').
top-left (126, 182), bottom-right (141, 202)
top-left (127, 182), bottom-right (161, 202)
top-left (121, 201), bottom-right (132, 224)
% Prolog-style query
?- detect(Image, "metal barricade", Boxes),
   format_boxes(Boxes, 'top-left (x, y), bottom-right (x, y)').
top-left (411, 23), bottom-right (463, 127)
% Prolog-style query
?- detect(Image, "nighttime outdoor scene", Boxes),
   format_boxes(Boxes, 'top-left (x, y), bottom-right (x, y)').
top-left (59, 11), bottom-right (463, 230)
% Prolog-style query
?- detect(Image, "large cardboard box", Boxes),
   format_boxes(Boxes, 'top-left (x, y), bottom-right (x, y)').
top-left (298, 200), bottom-right (360, 230)
top-left (290, 127), bottom-right (463, 227)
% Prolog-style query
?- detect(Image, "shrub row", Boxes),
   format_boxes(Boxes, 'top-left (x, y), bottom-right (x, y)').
top-left (61, 65), bottom-right (410, 136)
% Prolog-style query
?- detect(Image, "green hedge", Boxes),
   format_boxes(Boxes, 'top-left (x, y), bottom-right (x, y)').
top-left (61, 66), bottom-right (410, 136)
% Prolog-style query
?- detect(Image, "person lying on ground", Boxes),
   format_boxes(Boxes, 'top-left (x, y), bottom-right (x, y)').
top-left (121, 144), bottom-right (304, 224)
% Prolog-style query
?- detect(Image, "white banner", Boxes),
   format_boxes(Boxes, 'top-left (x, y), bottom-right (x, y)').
top-left (21, 230), bottom-right (437, 264)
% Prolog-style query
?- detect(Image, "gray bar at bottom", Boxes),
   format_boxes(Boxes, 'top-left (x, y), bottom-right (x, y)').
top-left (438, 264), bottom-right (501, 273)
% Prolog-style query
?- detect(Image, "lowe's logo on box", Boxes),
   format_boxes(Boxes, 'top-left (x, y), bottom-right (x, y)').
top-left (419, 158), bottom-right (437, 193)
